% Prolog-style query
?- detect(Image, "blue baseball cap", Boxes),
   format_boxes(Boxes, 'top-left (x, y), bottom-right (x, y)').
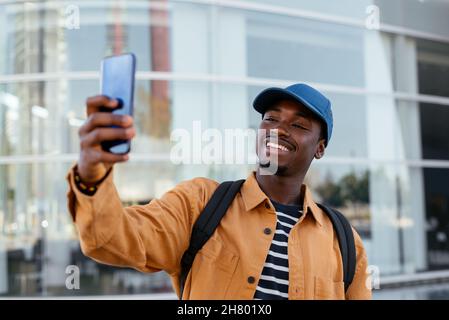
top-left (253, 83), bottom-right (333, 146)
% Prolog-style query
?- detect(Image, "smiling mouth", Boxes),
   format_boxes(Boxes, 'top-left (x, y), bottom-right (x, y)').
top-left (266, 141), bottom-right (293, 152)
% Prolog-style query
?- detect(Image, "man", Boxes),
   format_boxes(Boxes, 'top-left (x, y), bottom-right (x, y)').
top-left (66, 83), bottom-right (371, 299)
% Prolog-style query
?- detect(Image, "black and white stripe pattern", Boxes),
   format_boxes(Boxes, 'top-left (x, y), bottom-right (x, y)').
top-left (254, 200), bottom-right (302, 300)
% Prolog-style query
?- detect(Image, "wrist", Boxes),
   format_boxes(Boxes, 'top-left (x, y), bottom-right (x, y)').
top-left (73, 165), bottom-right (111, 195)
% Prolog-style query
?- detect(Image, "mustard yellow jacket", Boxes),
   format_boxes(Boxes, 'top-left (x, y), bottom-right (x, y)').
top-left (66, 165), bottom-right (371, 300)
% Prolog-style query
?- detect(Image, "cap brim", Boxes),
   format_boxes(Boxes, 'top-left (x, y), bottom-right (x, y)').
top-left (253, 87), bottom-right (325, 124)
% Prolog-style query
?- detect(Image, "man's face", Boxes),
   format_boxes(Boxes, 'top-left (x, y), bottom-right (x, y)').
top-left (257, 99), bottom-right (326, 176)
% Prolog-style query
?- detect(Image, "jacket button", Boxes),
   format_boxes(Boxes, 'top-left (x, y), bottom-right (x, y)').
top-left (247, 276), bottom-right (256, 284)
top-left (263, 227), bottom-right (272, 235)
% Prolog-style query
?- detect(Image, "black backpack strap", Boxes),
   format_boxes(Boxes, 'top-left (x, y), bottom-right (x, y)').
top-left (179, 179), bottom-right (245, 299)
top-left (318, 204), bottom-right (356, 293)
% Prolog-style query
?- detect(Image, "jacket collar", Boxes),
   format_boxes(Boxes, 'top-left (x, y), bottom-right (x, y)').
top-left (241, 171), bottom-right (324, 226)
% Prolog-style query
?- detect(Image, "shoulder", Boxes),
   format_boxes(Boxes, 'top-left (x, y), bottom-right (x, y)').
top-left (348, 226), bottom-right (368, 267)
top-left (351, 226), bottom-right (366, 252)
top-left (175, 176), bottom-right (220, 204)
top-left (174, 176), bottom-right (219, 190)
top-left (190, 176), bottom-right (220, 188)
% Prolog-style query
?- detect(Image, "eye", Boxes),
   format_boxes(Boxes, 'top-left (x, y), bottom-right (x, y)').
top-left (264, 116), bottom-right (277, 122)
top-left (292, 123), bottom-right (306, 129)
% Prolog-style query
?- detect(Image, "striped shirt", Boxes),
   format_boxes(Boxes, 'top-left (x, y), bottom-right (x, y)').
top-left (254, 200), bottom-right (302, 300)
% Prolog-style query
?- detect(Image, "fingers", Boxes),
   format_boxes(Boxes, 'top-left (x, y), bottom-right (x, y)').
top-left (80, 127), bottom-right (136, 149)
top-left (79, 112), bottom-right (133, 136)
top-left (83, 148), bottom-right (130, 165)
top-left (86, 95), bottom-right (119, 116)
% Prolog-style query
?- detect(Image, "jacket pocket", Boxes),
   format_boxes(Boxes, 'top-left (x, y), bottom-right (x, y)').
top-left (314, 276), bottom-right (345, 300)
top-left (188, 237), bottom-right (239, 299)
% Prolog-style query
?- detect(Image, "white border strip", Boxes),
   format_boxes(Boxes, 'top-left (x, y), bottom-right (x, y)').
top-left (2, 71), bottom-right (449, 106)
top-left (0, 292), bottom-right (178, 300)
top-left (1, 153), bottom-right (449, 169)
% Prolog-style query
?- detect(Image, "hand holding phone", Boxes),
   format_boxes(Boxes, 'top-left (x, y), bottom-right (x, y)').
top-left (76, 53), bottom-right (137, 184)
top-left (100, 53), bottom-right (136, 154)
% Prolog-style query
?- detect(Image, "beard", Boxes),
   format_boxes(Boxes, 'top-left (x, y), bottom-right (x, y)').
top-left (259, 161), bottom-right (288, 176)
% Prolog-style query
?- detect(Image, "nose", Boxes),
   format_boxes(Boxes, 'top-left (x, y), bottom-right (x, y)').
top-left (268, 122), bottom-right (290, 139)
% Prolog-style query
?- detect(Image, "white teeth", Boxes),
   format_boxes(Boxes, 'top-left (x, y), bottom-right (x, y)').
top-left (267, 142), bottom-right (289, 151)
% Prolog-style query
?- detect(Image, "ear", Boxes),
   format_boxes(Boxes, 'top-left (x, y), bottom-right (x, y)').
top-left (314, 139), bottom-right (326, 159)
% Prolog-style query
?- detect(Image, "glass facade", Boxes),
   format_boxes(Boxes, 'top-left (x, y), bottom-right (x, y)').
top-left (0, 0), bottom-right (448, 297)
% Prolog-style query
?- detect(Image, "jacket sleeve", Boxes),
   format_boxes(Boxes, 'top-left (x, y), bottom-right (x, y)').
top-left (66, 164), bottom-right (208, 276)
top-left (345, 228), bottom-right (373, 300)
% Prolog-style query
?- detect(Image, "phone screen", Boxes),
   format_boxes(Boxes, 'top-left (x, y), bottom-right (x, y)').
top-left (100, 53), bottom-right (136, 154)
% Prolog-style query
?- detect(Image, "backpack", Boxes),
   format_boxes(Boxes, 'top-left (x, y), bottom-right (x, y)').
top-left (179, 180), bottom-right (356, 299)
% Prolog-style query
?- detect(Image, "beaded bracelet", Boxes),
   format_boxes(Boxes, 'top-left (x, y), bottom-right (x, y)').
top-left (73, 166), bottom-right (110, 196)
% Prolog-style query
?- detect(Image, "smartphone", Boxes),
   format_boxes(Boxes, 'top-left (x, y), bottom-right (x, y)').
top-left (100, 53), bottom-right (136, 154)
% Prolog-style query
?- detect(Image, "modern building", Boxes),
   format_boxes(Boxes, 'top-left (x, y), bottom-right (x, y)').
top-left (0, 0), bottom-right (448, 298)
